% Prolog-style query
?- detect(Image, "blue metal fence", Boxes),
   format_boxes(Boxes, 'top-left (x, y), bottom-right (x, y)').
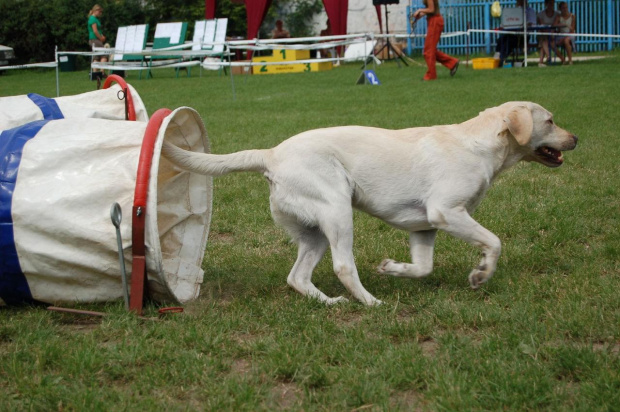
top-left (406, 0), bottom-right (620, 55)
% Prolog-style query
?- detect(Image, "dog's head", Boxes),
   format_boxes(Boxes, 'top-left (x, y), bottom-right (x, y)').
top-left (501, 102), bottom-right (578, 167)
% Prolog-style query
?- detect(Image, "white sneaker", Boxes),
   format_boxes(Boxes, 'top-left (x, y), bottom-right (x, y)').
top-left (538, 63), bottom-right (546, 67)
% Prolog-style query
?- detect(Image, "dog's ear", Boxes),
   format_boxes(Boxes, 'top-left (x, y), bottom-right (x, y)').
top-left (504, 105), bottom-right (533, 146)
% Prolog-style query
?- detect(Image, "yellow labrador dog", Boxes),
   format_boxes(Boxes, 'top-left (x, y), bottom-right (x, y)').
top-left (162, 102), bottom-right (577, 306)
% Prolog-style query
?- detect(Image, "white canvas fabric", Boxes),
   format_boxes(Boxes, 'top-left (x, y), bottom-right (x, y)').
top-left (2, 107), bottom-right (212, 305)
top-left (0, 84), bottom-right (148, 131)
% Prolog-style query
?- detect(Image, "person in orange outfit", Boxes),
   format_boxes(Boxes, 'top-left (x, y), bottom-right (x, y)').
top-left (413, 0), bottom-right (459, 81)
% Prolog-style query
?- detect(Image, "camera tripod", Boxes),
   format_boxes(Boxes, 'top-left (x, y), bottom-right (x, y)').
top-left (374, 5), bottom-right (408, 66)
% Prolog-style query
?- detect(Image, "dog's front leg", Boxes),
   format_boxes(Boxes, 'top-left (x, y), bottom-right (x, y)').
top-left (427, 205), bottom-right (501, 289)
top-left (378, 230), bottom-right (437, 278)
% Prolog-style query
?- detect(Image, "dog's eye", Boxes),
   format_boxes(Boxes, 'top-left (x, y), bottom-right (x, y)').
top-left (547, 119), bottom-right (554, 125)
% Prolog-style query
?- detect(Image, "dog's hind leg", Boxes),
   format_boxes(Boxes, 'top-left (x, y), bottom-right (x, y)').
top-left (319, 212), bottom-right (383, 306)
top-left (286, 227), bottom-right (348, 305)
top-left (377, 230), bottom-right (437, 278)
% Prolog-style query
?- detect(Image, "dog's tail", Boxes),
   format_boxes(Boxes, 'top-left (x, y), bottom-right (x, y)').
top-left (162, 141), bottom-right (268, 177)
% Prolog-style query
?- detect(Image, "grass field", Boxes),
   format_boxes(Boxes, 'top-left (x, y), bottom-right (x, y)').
top-left (1, 53), bottom-right (619, 411)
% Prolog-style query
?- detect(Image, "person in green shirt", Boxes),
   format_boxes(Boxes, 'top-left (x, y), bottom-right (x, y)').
top-left (88, 4), bottom-right (107, 77)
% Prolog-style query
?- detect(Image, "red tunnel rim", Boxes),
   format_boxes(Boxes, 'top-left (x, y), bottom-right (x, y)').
top-left (130, 108), bottom-right (172, 314)
top-left (102, 74), bottom-right (137, 121)
top-left (134, 108), bottom-right (173, 207)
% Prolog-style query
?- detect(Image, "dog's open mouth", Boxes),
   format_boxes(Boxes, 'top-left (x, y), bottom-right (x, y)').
top-left (535, 146), bottom-right (564, 166)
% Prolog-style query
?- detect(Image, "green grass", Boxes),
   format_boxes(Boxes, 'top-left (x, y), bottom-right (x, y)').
top-left (1, 54), bottom-right (619, 411)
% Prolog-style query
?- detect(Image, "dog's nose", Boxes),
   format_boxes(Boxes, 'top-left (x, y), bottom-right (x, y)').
top-left (573, 135), bottom-right (578, 145)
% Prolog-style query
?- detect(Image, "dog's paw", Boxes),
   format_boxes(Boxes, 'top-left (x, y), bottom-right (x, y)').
top-left (468, 267), bottom-right (491, 289)
top-left (377, 259), bottom-right (398, 275)
top-left (325, 296), bottom-right (349, 305)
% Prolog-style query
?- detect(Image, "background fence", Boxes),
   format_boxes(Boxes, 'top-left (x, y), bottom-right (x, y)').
top-left (405, 0), bottom-right (620, 55)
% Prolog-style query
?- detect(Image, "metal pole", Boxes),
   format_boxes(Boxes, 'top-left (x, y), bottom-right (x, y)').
top-left (466, 22), bottom-right (471, 67)
top-left (363, 35), bottom-right (368, 78)
top-left (608, 0), bottom-right (613, 51)
top-left (484, 5), bottom-right (491, 55)
top-left (227, 42), bottom-right (236, 101)
top-left (55, 46), bottom-right (60, 97)
top-left (523, 5), bottom-right (528, 67)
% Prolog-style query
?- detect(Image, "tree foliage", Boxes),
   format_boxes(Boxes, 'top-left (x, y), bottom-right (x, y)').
top-left (0, 0), bottom-right (144, 64)
top-left (261, 0), bottom-right (323, 38)
top-left (0, 0), bottom-right (323, 64)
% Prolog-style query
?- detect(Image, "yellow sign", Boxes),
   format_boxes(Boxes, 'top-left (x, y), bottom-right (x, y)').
top-left (251, 49), bottom-right (332, 75)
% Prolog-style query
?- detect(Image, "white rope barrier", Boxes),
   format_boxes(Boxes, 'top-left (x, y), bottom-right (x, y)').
top-left (470, 29), bottom-right (620, 39)
top-left (91, 60), bottom-right (201, 71)
top-left (76, 29), bottom-right (619, 63)
top-left (62, 35), bottom-right (376, 75)
top-left (0, 61), bottom-right (57, 70)
top-left (53, 29), bottom-right (618, 64)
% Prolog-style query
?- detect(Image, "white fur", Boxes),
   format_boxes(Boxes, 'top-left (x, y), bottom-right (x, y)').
top-left (162, 101), bottom-right (577, 305)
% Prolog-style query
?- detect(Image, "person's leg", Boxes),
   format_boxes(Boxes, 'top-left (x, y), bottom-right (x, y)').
top-left (435, 50), bottom-right (458, 71)
top-left (433, 16), bottom-right (458, 71)
top-left (564, 38), bottom-right (573, 64)
top-left (556, 37), bottom-right (566, 64)
top-left (539, 38), bottom-right (548, 65)
top-left (90, 39), bottom-right (106, 74)
top-left (498, 34), bottom-right (515, 66)
top-left (423, 16), bottom-right (441, 80)
top-left (499, 35), bottom-right (507, 63)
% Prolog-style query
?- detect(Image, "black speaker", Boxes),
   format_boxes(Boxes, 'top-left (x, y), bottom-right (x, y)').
top-left (373, 0), bottom-right (399, 5)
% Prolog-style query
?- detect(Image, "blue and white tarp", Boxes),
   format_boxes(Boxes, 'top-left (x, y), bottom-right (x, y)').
top-left (0, 107), bottom-right (212, 305)
top-left (0, 84), bottom-right (148, 131)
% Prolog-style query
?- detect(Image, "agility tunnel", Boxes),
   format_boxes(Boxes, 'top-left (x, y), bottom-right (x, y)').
top-left (0, 76), bottom-right (148, 130)
top-left (1, 81), bottom-right (212, 307)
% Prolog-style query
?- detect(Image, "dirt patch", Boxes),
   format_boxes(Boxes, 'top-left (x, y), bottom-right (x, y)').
top-left (271, 382), bottom-right (303, 410)
top-left (338, 312), bottom-right (366, 328)
top-left (230, 358), bottom-right (252, 375)
top-left (52, 313), bottom-right (102, 332)
top-left (62, 323), bottom-right (100, 333)
top-left (389, 389), bottom-right (426, 411)
top-left (211, 232), bottom-right (235, 244)
top-left (419, 338), bottom-right (439, 358)
top-left (231, 332), bottom-right (262, 346)
top-left (592, 341), bottom-right (620, 355)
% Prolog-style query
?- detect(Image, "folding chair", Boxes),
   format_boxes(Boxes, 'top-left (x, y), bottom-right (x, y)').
top-left (109, 25), bottom-right (150, 77)
top-left (146, 22), bottom-right (189, 79)
top-left (192, 18), bottom-right (229, 76)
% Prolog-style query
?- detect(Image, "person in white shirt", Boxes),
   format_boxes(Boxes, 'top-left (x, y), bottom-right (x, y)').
top-left (537, 0), bottom-right (559, 66)
top-left (496, 0), bottom-right (536, 67)
top-left (554, 1), bottom-right (576, 64)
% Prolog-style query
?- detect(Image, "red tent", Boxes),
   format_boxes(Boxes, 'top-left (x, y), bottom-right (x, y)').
top-left (205, 0), bottom-right (352, 41)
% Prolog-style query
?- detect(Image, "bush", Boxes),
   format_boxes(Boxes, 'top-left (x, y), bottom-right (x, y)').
top-left (0, 0), bottom-right (145, 64)
top-left (0, 0), bottom-right (322, 64)
top-left (261, 0), bottom-right (323, 38)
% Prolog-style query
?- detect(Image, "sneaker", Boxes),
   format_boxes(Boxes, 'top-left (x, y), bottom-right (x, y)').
top-left (538, 63), bottom-right (546, 67)
top-left (450, 61), bottom-right (459, 77)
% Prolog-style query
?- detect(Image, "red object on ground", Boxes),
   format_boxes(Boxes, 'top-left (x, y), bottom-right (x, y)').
top-left (129, 108), bottom-right (172, 315)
